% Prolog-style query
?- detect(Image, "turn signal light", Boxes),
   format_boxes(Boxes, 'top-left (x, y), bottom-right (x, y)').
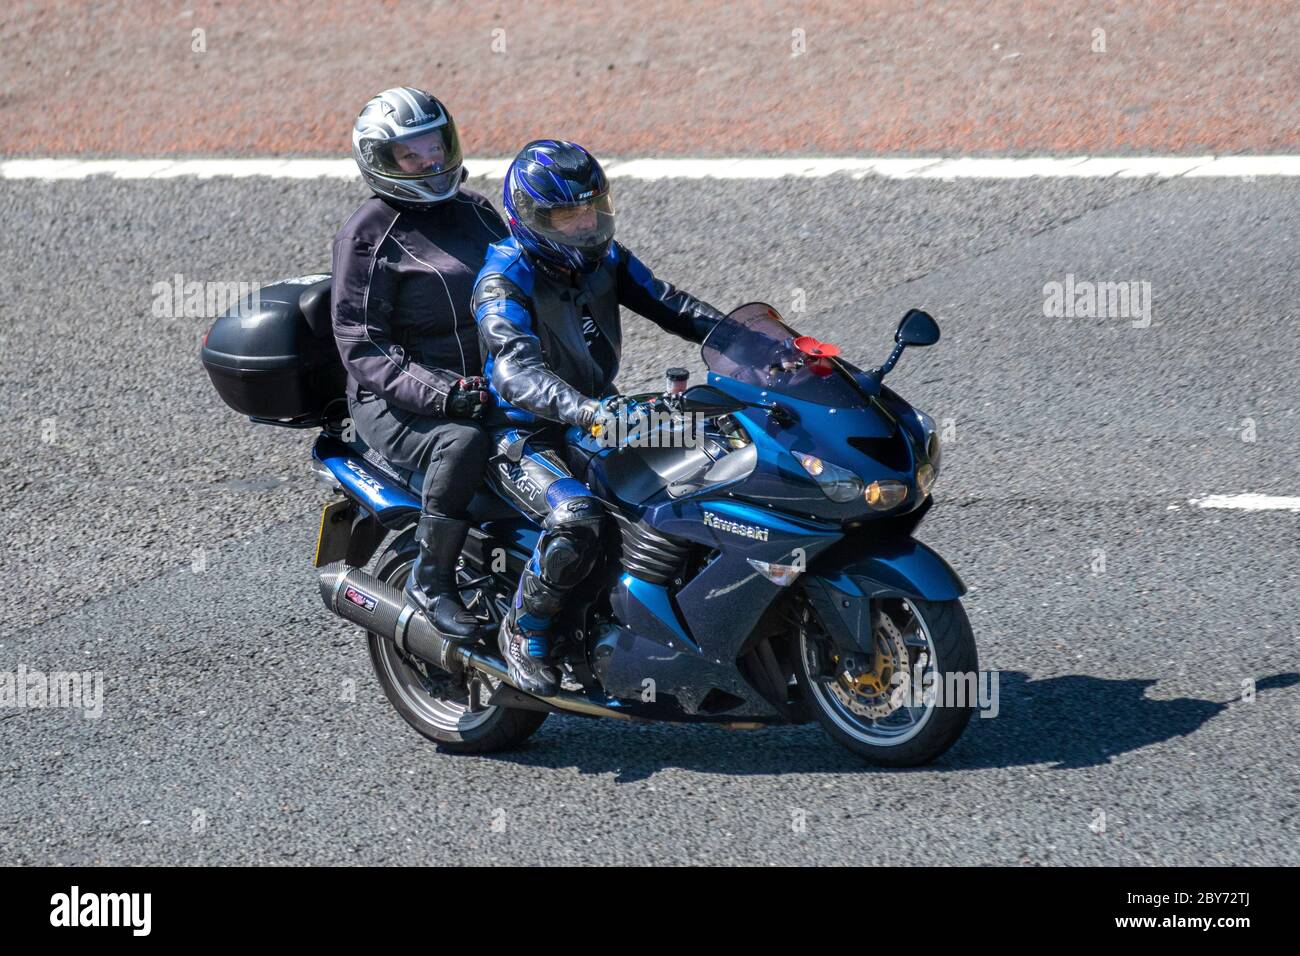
top-left (746, 557), bottom-right (803, 586)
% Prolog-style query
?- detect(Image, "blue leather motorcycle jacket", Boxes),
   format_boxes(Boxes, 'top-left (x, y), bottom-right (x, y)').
top-left (472, 237), bottom-right (725, 427)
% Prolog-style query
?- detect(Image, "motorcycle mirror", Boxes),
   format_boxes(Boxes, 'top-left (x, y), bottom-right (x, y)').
top-left (896, 309), bottom-right (940, 347)
top-left (872, 309), bottom-right (941, 380)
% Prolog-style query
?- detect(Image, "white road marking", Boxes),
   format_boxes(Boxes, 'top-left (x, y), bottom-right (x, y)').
top-left (3, 156), bottom-right (1299, 181)
top-left (1189, 494), bottom-right (1300, 513)
top-left (1184, 156), bottom-right (1300, 178)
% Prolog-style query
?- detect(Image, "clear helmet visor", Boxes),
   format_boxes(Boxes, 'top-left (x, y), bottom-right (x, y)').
top-left (361, 126), bottom-right (463, 192)
top-left (524, 192), bottom-right (616, 254)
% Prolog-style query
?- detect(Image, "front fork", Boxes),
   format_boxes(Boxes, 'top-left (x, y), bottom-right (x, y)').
top-left (799, 574), bottom-right (878, 670)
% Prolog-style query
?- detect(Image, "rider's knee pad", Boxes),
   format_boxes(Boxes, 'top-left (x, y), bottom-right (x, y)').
top-left (537, 494), bottom-right (604, 589)
top-left (538, 534), bottom-right (590, 588)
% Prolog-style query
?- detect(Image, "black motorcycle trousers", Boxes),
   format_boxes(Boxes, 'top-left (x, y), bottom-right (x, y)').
top-left (347, 393), bottom-right (491, 519)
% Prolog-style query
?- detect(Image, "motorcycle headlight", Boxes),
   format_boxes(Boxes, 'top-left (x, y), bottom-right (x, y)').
top-left (793, 451), bottom-right (864, 503)
top-left (865, 479), bottom-right (909, 511)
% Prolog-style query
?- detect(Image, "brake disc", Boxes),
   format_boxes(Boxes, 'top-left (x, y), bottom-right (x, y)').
top-left (830, 609), bottom-right (911, 719)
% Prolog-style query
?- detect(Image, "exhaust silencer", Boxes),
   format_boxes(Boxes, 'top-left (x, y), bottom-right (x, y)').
top-left (319, 562), bottom-right (472, 674)
top-left (318, 561), bottom-right (639, 722)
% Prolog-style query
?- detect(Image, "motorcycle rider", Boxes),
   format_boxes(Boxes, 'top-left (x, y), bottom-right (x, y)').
top-left (332, 88), bottom-right (507, 643)
top-left (473, 140), bottom-right (725, 696)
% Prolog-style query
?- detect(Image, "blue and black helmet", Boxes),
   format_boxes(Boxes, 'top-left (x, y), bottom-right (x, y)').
top-left (503, 140), bottom-right (615, 273)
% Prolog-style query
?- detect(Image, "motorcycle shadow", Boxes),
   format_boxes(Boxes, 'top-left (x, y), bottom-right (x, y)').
top-left (942, 670), bottom-right (1298, 772)
top-left (478, 671), bottom-right (1298, 780)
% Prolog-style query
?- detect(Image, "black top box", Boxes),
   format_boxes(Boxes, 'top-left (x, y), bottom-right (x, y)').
top-left (201, 275), bottom-right (346, 423)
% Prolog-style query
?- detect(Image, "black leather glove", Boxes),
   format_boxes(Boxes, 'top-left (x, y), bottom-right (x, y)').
top-left (579, 396), bottom-right (644, 445)
top-left (576, 398), bottom-right (602, 432)
top-left (445, 376), bottom-right (493, 420)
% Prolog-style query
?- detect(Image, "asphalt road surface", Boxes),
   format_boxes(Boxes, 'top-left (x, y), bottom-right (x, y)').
top-left (1, 169), bottom-right (1296, 865)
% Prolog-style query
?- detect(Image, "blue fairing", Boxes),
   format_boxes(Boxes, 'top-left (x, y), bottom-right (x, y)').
top-left (620, 573), bottom-right (693, 647)
top-left (573, 366), bottom-right (942, 679)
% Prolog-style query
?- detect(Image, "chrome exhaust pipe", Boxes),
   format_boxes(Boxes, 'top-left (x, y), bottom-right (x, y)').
top-left (318, 562), bottom-right (639, 722)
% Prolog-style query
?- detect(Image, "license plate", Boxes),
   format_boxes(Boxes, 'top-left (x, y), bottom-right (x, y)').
top-left (313, 499), bottom-right (355, 567)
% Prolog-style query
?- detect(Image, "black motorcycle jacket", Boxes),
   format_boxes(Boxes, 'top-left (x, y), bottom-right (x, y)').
top-left (331, 189), bottom-right (506, 416)
top-left (471, 238), bottom-right (725, 427)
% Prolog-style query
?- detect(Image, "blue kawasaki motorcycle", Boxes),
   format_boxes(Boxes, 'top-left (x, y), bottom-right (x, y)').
top-left (203, 284), bottom-right (975, 766)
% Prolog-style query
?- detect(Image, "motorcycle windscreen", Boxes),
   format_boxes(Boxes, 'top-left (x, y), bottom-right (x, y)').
top-left (701, 303), bottom-right (867, 407)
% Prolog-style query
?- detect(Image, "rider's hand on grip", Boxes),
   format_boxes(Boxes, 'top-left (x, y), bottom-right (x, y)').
top-left (582, 396), bottom-right (647, 446)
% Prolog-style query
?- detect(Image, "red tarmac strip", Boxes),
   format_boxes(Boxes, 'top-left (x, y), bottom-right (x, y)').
top-left (2, 1), bottom-right (1295, 157)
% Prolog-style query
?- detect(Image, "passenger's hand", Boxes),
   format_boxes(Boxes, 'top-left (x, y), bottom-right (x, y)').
top-left (446, 377), bottom-right (493, 419)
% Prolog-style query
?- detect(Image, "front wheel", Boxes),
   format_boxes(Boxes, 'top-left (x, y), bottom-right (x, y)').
top-left (366, 528), bottom-right (548, 754)
top-left (793, 595), bottom-right (977, 767)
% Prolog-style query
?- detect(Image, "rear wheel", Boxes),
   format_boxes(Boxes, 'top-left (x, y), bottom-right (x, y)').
top-left (366, 528), bottom-right (547, 754)
top-left (793, 595), bottom-right (976, 766)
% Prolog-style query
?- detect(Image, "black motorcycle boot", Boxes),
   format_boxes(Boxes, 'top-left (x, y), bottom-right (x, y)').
top-left (404, 515), bottom-right (487, 644)
top-left (498, 610), bottom-right (561, 698)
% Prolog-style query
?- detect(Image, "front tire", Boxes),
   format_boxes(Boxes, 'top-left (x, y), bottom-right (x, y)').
top-left (794, 596), bottom-right (977, 767)
top-left (367, 528), bottom-right (548, 754)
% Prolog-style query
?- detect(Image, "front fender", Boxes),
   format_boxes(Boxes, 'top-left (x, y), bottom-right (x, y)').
top-left (814, 537), bottom-right (966, 602)
top-left (801, 538), bottom-right (965, 654)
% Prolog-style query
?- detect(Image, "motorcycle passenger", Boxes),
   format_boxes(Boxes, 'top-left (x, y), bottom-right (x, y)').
top-left (332, 87), bottom-right (507, 643)
top-left (472, 140), bottom-right (725, 696)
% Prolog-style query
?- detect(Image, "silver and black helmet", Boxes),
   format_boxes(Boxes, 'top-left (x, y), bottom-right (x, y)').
top-left (351, 87), bottom-right (464, 205)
